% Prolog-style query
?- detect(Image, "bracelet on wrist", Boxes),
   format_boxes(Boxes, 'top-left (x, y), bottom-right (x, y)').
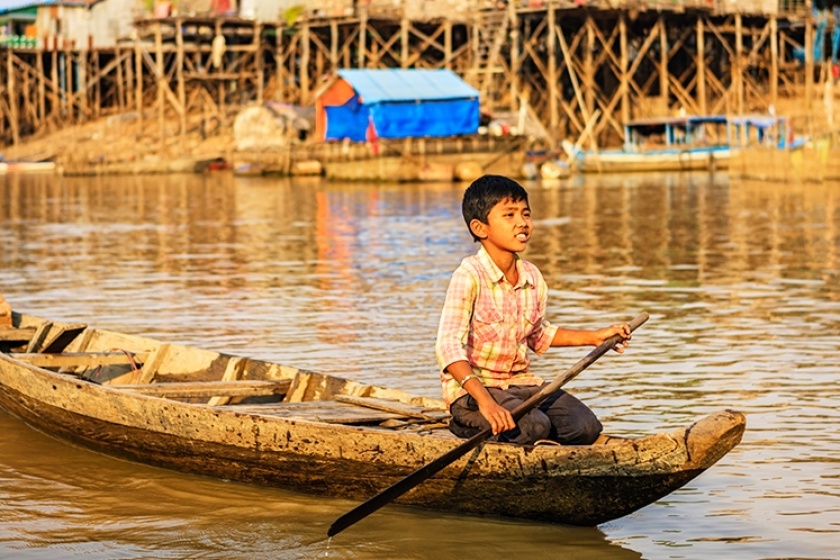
top-left (459, 374), bottom-right (478, 388)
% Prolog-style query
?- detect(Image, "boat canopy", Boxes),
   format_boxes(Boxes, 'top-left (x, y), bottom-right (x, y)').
top-left (315, 69), bottom-right (480, 142)
top-left (623, 115), bottom-right (731, 148)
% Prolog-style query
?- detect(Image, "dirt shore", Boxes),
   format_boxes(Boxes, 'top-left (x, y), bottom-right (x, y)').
top-left (1, 114), bottom-right (235, 175)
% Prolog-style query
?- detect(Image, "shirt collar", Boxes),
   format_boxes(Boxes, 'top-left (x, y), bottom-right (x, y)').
top-left (475, 246), bottom-right (534, 289)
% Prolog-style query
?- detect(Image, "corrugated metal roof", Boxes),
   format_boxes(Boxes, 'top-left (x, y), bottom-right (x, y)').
top-left (0, 0), bottom-right (89, 14)
top-left (336, 69), bottom-right (479, 104)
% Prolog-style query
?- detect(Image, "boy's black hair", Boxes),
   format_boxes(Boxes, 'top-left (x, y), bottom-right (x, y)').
top-left (462, 174), bottom-right (529, 242)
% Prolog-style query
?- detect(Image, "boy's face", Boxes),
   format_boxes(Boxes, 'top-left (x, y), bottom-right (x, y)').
top-left (470, 197), bottom-right (532, 254)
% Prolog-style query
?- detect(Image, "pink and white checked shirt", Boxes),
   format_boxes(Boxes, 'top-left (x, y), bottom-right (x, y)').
top-left (435, 246), bottom-right (559, 407)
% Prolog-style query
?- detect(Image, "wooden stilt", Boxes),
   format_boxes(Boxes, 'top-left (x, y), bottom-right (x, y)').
top-left (659, 16), bottom-right (669, 112)
top-left (770, 15), bottom-right (778, 110)
top-left (547, 1), bottom-right (558, 139)
top-left (619, 13), bottom-right (629, 125)
top-left (8, 50), bottom-right (19, 145)
top-left (697, 16), bottom-right (707, 115)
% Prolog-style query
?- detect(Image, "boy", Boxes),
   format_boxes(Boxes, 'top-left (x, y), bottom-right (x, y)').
top-left (435, 175), bottom-right (631, 445)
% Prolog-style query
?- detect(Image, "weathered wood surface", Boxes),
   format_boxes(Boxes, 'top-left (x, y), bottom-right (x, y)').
top-left (120, 379), bottom-right (292, 398)
top-left (12, 351), bottom-right (149, 369)
top-left (0, 312), bottom-right (747, 527)
top-left (334, 394), bottom-right (443, 421)
top-left (40, 324), bottom-right (87, 353)
top-left (217, 400), bottom-right (407, 424)
top-left (0, 327), bottom-right (36, 342)
top-left (25, 322), bottom-right (53, 353)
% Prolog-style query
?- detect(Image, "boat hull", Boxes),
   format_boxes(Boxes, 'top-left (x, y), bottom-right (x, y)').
top-left (0, 314), bottom-right (746, 526)
top-left (576, 148), bottom-right (731, 173)
top-left (0, 161), bottom-right (56, 174)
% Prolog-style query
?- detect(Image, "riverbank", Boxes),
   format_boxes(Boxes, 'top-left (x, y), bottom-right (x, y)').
top-left (0, 112), bottom-right (235, 176)
top-left (0, 110), bottom-right (537, 181)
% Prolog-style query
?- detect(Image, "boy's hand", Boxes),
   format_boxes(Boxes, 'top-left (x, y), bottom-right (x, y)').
top-left (478, 399), bottom-right (516, 435)
top-left (597, 323), bottom-right (632, 353)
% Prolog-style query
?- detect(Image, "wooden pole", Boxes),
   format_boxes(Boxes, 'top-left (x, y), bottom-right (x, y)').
top-left (22, 56), bottom-right (31, 131)
top-left (585, 15), bottom-right (595, 118)
top-left (401, 2), bottom-right (409, 68)
top-left (176, 18), bottom-right (186, 138)
top-left (116, 45), bottom-right (125, 112)
top-left (135, 35), bottom-right (144, 139)
top-left (619, 12), bottom-right (629, 125)
top-left (125, 47), bottom-right (134, 112)
top-left (659, 15), bottom-right (668, 112)
top-left (359, 3), bottom-right (367, 68)
top-left (79, 51), bottom-right (88, 117)
top-left (62, 42), bottom-right (69, 120)
top-left (7, 49), bottom-right (19, 145)
top-left (217, 19), bottom-right (225, 126)
top-left (51, 46), bottom-right (59, 122)
top-left (444, 19), bottom-right (452, 70)
top-left (37, 51), bottom-right (46, 125)
top-left (301, 19), bottom-right (311, 105)
top-left (548, 1), bottom-right (558, 139)
top-left (255, 22), bottom-right (264, 103)
top-left (735, 12), bottom-right (743, 116)
top-left (805, 0), bottom-right (814, 111)
top-left (155, 21), bottom-right (165, 150)
top-left (94, 51), bottom-right (101, 119)
top-left (330, 19), bottom-right (338, 68)
top-left (697, 15), bottom-right (707, 115)
top-left (509, 0), bottom-right (519, 113)
top-left (276, 23), bottom-right (284, 102)
top-left (770, 14), bottom-right (778, 111)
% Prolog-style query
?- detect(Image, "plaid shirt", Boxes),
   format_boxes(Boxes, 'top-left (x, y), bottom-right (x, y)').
top-left (435, 246), bottom-right (559, 407)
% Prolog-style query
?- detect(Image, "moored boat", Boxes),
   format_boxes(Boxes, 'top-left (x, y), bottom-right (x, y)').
top-left (0, 160), bottom-right (56, 174)
top-left (0, 305), bottom-right (746, 527)
top-left (563, 115), bottom-right (732, 173)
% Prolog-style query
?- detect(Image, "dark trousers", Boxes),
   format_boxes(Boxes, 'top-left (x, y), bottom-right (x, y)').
top-left (448, 384), bottom-right (603, 445)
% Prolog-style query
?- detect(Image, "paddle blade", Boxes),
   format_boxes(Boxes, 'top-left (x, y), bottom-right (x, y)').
top-left (327, 427), bottom-right (492, 537)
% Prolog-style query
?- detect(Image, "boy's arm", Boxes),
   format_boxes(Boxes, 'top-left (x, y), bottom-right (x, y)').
top-left (549, 323), bottom-right (632, 352)
top-left (444, 360), bottom-right (515, 436)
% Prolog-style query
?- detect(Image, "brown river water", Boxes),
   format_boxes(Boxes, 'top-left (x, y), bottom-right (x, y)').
top-left (0, 171), bottom-right (838, 560)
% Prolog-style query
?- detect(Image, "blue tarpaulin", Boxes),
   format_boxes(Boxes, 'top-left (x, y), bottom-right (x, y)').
top-left (318, 69), bottom-right (480, 142)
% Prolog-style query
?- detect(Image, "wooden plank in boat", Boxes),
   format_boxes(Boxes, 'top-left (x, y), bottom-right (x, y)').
top-left (0, 327), bottom-right (36, 342)
top-left (218, 401), bottom-right (404, 424)
top-left (120, 379), bottom-right (292, 398)
top-left (25, 322), bottom-right (53, 353)
top-left (13, 351), bottom-right (149, 369)
top-left (207, 357), bottom-right (247, 406)
top-left (334, 394), bottom-right (443, 421)
top-left (105, 344), bottom-right (170, 385)
top-left (56, 328), bottom-right (97, 375)
top-left (40, 324), bottom-right (87, 353)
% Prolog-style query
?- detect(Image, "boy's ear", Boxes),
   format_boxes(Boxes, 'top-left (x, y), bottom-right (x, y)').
top-left (469, 218), bottom-right (487, 240)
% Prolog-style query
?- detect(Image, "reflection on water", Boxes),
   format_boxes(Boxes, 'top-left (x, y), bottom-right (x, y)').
top-left (1, 170), bottom-right (839, 559)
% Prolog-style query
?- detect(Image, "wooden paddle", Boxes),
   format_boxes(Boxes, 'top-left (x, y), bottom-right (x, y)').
top-left (328, 312), bottom-right (650, 537)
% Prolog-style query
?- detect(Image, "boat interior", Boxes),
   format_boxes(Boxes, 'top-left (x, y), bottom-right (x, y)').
top-left (0, 312), bottom-right (452, 434)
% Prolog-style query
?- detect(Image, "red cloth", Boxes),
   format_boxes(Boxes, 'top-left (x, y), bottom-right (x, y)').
top-left (212, 0), bottom-right (231, 14)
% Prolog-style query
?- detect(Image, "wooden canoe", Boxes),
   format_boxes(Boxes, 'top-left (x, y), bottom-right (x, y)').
top-left (0, 310), bottom-right (746, 527)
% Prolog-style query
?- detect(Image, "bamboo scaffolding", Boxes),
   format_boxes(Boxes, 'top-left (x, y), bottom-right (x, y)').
top-left (0, 3), bottom-right (831, 155)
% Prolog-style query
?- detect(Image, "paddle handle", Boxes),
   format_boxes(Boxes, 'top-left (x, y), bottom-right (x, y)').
top-left (327, 312), bottom-right (649, 537)
top-left (509, 311), bottom-right (649, 422)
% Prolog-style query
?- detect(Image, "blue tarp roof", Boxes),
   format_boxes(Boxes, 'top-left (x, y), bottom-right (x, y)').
top-left (336, 69), bottom-right (479, 104)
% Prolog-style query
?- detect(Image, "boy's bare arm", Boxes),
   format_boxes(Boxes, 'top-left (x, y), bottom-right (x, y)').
top-left (550, 323), bottom-right (632, 353)
top-left (445, 360), bottom-right (515, 435)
